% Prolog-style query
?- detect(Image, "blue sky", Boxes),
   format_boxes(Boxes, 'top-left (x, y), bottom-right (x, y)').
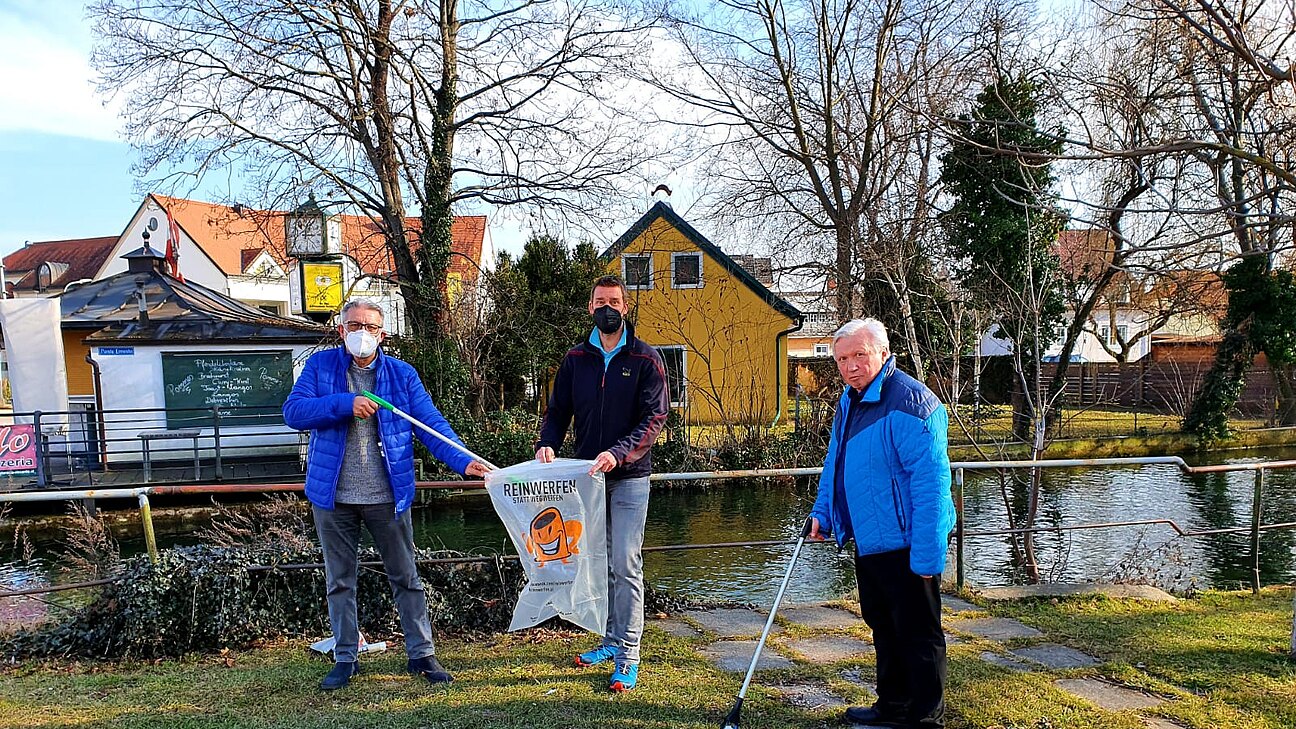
top-left (0, 0), bottom-right (541, 262)
top-left (0, 1), bottom-right (141, 257)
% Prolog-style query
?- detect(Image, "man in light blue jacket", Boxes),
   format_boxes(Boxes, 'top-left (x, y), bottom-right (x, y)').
top-left (808, 318), bottom-right (955, 729)
top-left (284, 299), bottom-right (491, 691)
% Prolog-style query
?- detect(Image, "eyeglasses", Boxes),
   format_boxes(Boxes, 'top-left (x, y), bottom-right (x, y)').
top-left (342, 322), bottom-right (383, 334)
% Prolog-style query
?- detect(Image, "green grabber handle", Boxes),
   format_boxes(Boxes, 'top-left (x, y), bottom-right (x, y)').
top-left (361, 390), bottom-right (498, 471)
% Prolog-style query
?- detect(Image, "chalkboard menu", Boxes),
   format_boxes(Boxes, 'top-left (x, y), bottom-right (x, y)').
top-left (161, 351), bottom-right (294, 428)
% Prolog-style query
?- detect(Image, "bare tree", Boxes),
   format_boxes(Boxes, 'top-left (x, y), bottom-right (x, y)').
top-left (91, 0), bottom-right (663, 337)
top-left (645, 0), bottom-right (996, 376)
top-left (1060, 0), bottom-right (1296, 433)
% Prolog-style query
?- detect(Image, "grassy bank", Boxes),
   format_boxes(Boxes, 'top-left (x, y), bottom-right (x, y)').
top-left (984, 589), bottom-right (1296, 729)
top-left (948, 424), bottom-right (1296, 461)
top-left (1, 588), bottom-right (1291, 728)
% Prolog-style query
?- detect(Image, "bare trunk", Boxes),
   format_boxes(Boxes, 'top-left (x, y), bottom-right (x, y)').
top-left (950, 304), bottom-right (962, 407)
top-left (1021, 412), bottom-right (1047, 583)
top-left (834, 225), bottom-right (854, 321)
top-left (996, 471), bottom-right (1027, 573)
top-left (892, 276), bottom-right (926, 382)
top-left (1272, 364), bottom-right (1296, 426)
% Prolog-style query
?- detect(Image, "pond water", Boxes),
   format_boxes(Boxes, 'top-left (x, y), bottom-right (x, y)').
top-left (5, 448), bottom-right (1295, 605)
top-left (408, 447), bottom-right (1296, 603)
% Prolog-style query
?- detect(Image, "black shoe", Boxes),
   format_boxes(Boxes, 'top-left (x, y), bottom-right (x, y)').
top-left (843, 705), bottom-right (904, 726)
top-left (320, 661), bottom-right (360, 691)
top-left (408, 655), bottom-right (454, 685)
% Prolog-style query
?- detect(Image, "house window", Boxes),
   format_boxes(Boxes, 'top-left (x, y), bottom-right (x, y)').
top-left (37, 263), bottom-right (53, 291)
top-left (1099, 326), bottom-right (1128, 345)
top-left (258, 304), bottom-right (283, 316)
top-left (658, 345), bottom-right (687, 407)
top-left (813, 343), bottom-right (830, 356)
top-left (623, 255), bottom-right (652, 290)
top-left (671, 252), bottom-right (703, 289)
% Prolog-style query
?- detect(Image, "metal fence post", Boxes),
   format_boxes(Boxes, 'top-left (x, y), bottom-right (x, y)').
top-left (955, 467), bottom-right (966, 591)
top-left (33, 410), bottom-right (45, 487)
top-left (137, 491), bottom-right (159, 564)
top-left (212, 406), bottom-right (223, 480)
top-left (1251, 468), bottom-right (1265, 595)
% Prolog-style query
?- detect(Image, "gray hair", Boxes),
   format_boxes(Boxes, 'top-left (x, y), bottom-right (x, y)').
top-left (832, 318), bottom-right (889, 354)
top-left (340, 298), bottom-right (385, 322)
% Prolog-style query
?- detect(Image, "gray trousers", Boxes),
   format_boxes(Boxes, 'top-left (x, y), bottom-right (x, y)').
top-left (601, 477), bottom-right (650, 663)
top-left (313, 503), bottom-right (436, 663)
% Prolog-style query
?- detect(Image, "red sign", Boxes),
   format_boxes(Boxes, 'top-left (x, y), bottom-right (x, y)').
top-left (0, 424), bottom-right (37, 476)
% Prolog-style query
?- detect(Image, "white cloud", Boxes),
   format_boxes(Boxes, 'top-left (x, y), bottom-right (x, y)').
top-left (0, 3), bottom-right (122, 142)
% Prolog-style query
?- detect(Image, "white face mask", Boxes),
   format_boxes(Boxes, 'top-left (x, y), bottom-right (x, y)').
top-left (344, 330), bottom-right (379, 359)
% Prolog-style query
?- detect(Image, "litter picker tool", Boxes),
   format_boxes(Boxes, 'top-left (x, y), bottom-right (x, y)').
top-left (720, 515), bottom-right (816, 729)
top-left (360, 390), bottom-right (498, 471)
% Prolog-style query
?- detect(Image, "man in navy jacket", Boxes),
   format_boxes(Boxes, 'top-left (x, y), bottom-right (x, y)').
top-left (535, 274), bottom-right (669, 692)
top-left (284, 299), bottom-right (491, 691)
top-left (809, 318), bottom-right (955, 728)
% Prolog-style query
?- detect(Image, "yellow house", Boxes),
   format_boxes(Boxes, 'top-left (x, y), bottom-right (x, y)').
top-left (603, 202), bottom-right (802, 425)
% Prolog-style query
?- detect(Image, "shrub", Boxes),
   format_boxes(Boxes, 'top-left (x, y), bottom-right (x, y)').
top-left (1, 543), bottom-right (521, 660)
top-left (1, 543), bottom-right (712, 661)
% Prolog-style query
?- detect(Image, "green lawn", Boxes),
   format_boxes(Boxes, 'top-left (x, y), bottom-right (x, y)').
top-left (1, 589), bottom-right (1292, 728)
top-left (984, 589), bottom-right (1296, 729)
top-left (683, 404), bottom-right (1270, 448)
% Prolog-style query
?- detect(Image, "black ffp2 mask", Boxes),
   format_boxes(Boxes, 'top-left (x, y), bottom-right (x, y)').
top-left (593, 305), bottom-right (623, 335)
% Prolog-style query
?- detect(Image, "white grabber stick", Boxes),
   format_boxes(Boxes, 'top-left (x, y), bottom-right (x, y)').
top-left (361, 390), bottom-right (499, 471)
top-left (719, 515), bottom-right (815, 729)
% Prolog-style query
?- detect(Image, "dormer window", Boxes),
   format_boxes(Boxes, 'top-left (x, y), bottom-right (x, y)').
top-left (671, 252), bottom-right (703, 289)
top-left (623, 255), bottom-right (652, 290)
top-left (34, 261), bottom-right (68, 291)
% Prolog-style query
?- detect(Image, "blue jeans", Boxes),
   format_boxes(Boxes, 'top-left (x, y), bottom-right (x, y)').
top-left (313, 503), bottom-right (436, 663)
top-left (600, 476), bottom-right (650, 663)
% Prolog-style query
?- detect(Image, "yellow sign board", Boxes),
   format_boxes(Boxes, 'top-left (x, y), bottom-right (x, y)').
top-left (302, 261), bottom-right (344, 313)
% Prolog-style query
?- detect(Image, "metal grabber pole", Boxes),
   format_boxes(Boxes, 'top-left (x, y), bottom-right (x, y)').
top-left (360, 391), bottom-right (499, 470)
top-left (720, 515), bottom-right (815, 729)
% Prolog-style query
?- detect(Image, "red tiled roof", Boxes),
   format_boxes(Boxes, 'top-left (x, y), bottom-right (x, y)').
top-left (2, 236), bottom-right (119, 290)
top-left (1055, 229), bottom-right (1114, 277)
top-left (151, 195), bottom-right (488, 280)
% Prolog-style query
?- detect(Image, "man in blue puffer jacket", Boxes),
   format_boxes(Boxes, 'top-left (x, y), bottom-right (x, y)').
top-left (808, 318), bottom-right (955, 729)
top-left (284, 299), bottom-right (491, 692)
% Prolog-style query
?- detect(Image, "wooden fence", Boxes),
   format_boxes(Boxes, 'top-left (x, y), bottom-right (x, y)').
top-left (793, 355), bottom-right (1282, 420)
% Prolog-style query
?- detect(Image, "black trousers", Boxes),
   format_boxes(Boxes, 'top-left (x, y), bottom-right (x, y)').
top-left (854, 547), bottom-right (946, 728)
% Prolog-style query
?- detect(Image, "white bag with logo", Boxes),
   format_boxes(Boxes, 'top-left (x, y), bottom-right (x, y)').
top-left (486, 458), bottom-right (607, 634)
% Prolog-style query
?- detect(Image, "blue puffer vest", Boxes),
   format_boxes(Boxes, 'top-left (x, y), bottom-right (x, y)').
top-left (810, 356), bottom-right (956, 576)
top-left (283, 346), bottom-right (472, 514)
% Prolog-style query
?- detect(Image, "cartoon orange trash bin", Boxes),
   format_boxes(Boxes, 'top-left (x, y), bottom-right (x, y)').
top-left (525, 507), bottom-right (583, 566)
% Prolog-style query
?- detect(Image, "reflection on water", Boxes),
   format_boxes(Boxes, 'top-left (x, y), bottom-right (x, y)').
top-left (6, 448), bottom-right (1296, 604)
top-left (408, 481), bottom-right (855, 605)
top-left (940, 448), bottom-right (1295, 596)
top-left (412, 448), bottom-right (1296, 603)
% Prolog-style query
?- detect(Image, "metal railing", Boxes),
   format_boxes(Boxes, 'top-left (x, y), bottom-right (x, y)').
top-left (6, 405), bottom-right (309, 487)
top-left (1, 455), bottom-right (1293, 598)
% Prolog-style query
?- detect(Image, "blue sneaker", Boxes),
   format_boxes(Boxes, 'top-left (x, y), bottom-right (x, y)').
top-left (609, 661), bottom-right (638, 692)
top-left (574, 645), bottom-right (617, 667)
